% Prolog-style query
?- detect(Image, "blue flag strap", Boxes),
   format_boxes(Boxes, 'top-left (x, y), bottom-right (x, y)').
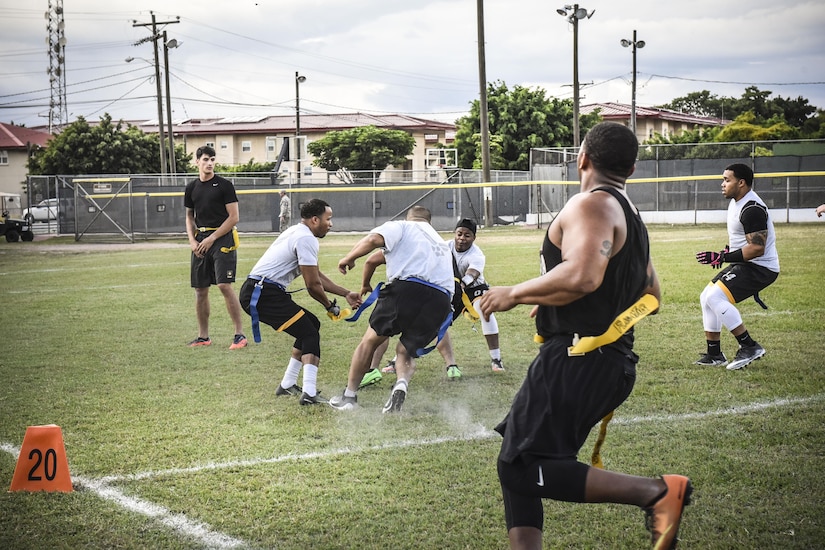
top-left (345, 282), bottom-right (384, 322)
top-left (415, 311), bottom-right (453, 357)
top-left (250, 282), bottom-right (264, 343)
top-left (247, 276), bottom-right (286, 343)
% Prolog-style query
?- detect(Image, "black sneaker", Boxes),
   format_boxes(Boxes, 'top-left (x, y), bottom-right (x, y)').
top-left (726, 343), bottom-right (766, 370)
top-left (694, 353), bottom-right (728, 367)
top-left (329, 393), bottom-right (358, 411)
top-left (275, 384), bottom-right (303, 396)
top-left (299, 392), bottom-right (327, 405)
top-left (382, 387), bottom-right (406, 414)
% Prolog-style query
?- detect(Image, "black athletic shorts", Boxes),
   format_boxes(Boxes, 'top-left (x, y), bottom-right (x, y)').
top-left (496, 335), bottom-right (637, 464)
top-left (238, 279), bottom-right (322, 356)
top-left (712, 262), bottom-right (778, 304)
top-left (191, 231), bottom-right (237, 287)
top-left (369, 279), bottom-right (451, 358)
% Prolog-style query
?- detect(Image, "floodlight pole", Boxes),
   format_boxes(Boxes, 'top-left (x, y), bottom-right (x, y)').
top-left (621, 30), bottom-right (645, 138)
top-left (162, 31), bottom-right (177, 174)
top-left (295, 72), bottom-right (306, 183)
top-left (558, 4), bottom-right (594, 148)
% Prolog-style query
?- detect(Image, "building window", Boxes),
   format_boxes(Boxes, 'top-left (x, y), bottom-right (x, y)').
top-left (242, 141), bottom-right (252, 152)
top-left (205, 141), bottom-right (215, 149)
top-left (0, 150), bottom-right (7, 165)
top-left (220, 141), bottom-right (228, 150)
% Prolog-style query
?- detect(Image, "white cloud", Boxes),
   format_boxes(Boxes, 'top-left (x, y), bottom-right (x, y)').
top-left (1, 0), bottom-right (823, 129)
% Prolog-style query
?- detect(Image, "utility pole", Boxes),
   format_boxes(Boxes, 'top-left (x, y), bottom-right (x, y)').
top-left (476, 0), bottom-right (492, 227)
top-left (133, 12), bottom-right (179, 174)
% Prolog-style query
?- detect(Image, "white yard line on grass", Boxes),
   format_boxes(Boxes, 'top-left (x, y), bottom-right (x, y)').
top-left (3, 393), bottom-right (823, 549)
top-left (101, 393), bottom-right (825, 483)
top-left (0, 442), bottom-right (247, 549)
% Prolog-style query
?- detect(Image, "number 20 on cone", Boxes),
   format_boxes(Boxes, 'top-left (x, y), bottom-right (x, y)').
top-left (9, 425), bottom-right (73, 492)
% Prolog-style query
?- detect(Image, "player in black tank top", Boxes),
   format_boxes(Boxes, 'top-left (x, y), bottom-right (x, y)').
top-left (478, 122), bottom-right (691, 550)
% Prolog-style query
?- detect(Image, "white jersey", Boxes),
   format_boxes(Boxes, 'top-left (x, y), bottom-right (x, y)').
top-left (248, 223), bottom-right (319, 288)
top-left (727, 188), bottom-right (779, 273)
top-left (372, 220), bottom-right (454, 296)
top-left (448, 240), bottom-right (487, 286)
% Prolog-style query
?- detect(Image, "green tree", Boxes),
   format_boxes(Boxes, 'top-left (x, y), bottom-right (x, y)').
top-left (660, 90), bottom-right (726, 118)
top-left (801, 110), bottom-right (825, 138)
top-left (28, 113), bottom-right (192, 175)
top-left (454, 81), bottom-right (600, 170)
top-left (306, 125), bottom-right (415, 181)
top-left (659, 86), bottom-right (818, 132)
top-left (216, 159), bottom-right (276, 173)
top-left (716, 112), bottom-right (798, 142)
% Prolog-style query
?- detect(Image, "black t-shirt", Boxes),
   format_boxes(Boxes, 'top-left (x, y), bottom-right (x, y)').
top-left (184, 175), bottom-right (238, 228)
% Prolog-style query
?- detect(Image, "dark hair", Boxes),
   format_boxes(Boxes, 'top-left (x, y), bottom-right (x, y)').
top-left (582, 122), bottom-right (638, 178)
top-left (456, 218), bottom-right (476, 235)
top-left (725, 163), bottom-right (754, 187)
top-left (301, 198), bottom-right (330, 219)
top-left (196, 145), bottom-right (216, 159)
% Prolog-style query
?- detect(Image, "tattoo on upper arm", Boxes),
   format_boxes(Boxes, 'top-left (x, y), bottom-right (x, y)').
top-left (747, 230), bottom-right (767, 247)
top-left (600, 240), bottom-right (613, 258)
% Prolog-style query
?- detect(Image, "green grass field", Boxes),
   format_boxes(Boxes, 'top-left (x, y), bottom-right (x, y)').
top-left (1, 223), bottom-right (824, 549)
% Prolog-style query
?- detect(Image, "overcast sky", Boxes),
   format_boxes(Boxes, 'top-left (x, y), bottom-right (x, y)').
top-left (2, 0), bottom-right (824, 130)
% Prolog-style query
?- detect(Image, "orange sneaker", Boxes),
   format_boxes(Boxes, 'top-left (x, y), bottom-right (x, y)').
top-left (645, 474), bottom-right (693, 549)
top-left (229, 334), bottom-right (248, 350)
top-left (188, 337), bottom-right (211, 347)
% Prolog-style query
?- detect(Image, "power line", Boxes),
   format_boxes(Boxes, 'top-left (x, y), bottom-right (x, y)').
top-left (647, 73), bottom-right (825, 86)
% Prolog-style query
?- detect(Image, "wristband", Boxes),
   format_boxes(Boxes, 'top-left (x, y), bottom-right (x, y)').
top-left (725, 248), bottom-right (744, 263)
top-left (461, 274), bottom-right (475, 286)
top-left (325, 299), bottom-right (340, 317)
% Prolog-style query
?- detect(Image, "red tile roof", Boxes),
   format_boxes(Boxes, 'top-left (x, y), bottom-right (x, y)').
top-left (0, 122), bottom-right (52, 149)
top-left (581, 102), bottom-right (728, 126)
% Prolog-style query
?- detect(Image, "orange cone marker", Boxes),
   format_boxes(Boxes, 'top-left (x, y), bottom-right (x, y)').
top-left (9, 425), bottom-right (73, 492)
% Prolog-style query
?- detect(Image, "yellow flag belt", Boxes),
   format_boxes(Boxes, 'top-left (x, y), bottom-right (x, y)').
top-left (198, 226), bottom-right (240, 253)
top-left (567, 294), bottom-right (659, 356)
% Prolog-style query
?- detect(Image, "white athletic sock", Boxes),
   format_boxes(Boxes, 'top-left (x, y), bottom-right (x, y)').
top-left (394, 379), bottom-right (408, 393)
top-left (344, 387), bottom-right (357, 398)
top-left (489, 348), bottom-right (501, 360)
top-left (280, 358), bottom-right (302, 388)
top-left (301, 364), bottom-right (318, 396)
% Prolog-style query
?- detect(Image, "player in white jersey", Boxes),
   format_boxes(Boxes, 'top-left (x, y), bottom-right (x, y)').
top-left (695, 163), bottom-right (779, 370)
top-left (359, 217), bottom-right (505, 386)
top-left (329, 206), bottom-right (454, 413)
top-left (238, 199), bottom-right (361, 405)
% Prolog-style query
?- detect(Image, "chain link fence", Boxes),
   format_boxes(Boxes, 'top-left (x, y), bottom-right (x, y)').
top-left (26, 140), bottom-right (825, 241)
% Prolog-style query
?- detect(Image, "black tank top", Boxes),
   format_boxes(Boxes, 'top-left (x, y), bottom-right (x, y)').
top-left (535, 186), bottom-right (650, 348)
